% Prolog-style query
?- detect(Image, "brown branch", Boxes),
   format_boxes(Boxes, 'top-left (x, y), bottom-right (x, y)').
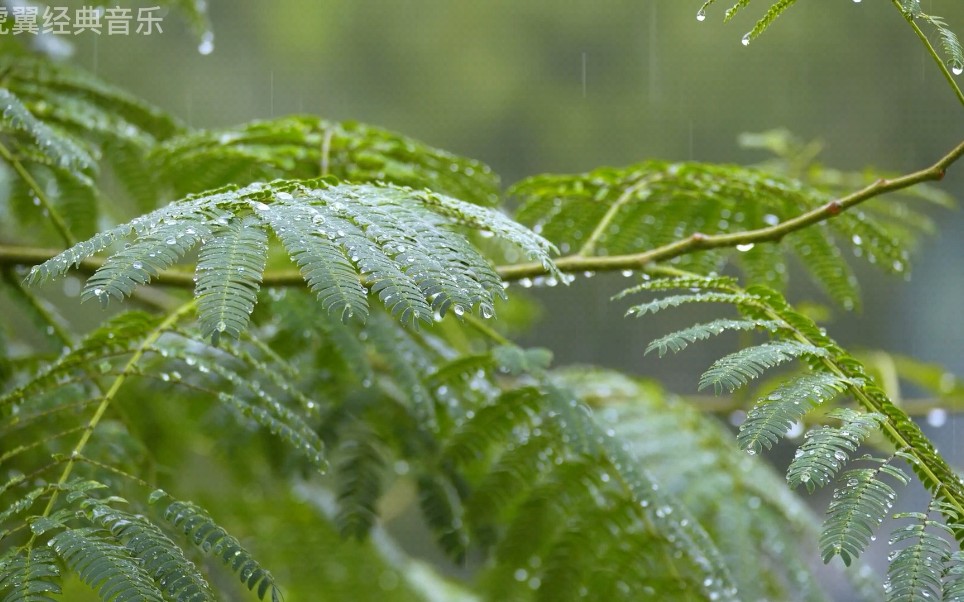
top-left (0, 140), bottom-right (961, 290)
top-left (497, 138), bottom-right (964, 281)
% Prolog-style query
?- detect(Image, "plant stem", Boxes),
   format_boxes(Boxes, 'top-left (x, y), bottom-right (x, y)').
top-left (892, 0), bottom-right (964, 108)
top-left (26, 300), bottom-right (195, 546)
top-left (0, 140), bottom-right (76, 247)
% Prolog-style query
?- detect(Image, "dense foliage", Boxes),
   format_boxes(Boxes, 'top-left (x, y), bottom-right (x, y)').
top-left (0, 2), bottom-right (962, 600)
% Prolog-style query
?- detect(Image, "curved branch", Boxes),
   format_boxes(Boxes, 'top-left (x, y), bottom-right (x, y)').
top-left (0, 140), bottom-right (961, 289)
top-left (497, 138), bottom-right (964, 281)
top-left (892, 0), bottom-right (964, 108)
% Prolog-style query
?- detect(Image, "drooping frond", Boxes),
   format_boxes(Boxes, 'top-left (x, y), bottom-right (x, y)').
top-left (0, 56), bottom-right (178, 143)
top-left (48, 527), bottom-right (166, 602)
top-left (151, 491), bottom-right (282, 602)
top-left (898, 3), bottom-right (964, 75)
top-left (820, 460), bottom-right (908, 567)
top-left (695, 0), bottom-right (836, 46)
top-left (737, 372), bottom-right (852, 455)
top-left (0, 56), bottom-right (181, 227)
top-left (0, 549), bottom-right (61, 602)
top-left (633, 272), bottom-right (964, 594)
top-left (944, 551), bottom-right (964, 600)
top-left (645, 318), bottom-right (782, 357)
top-left (334, 430), bottom-right (387, 540)
top-left (152, 115), bottom-right (500, 206)
top-left (416, 472), bottom-right (468, 562)
top-left (698, 340), bottom-right (829, 394)
top-left (919, 14), bottom-right (964, 75)
top-left (446, 380), bottom-right (740, 602)
top-left (884, 510), bottom-right (953, 601)
top-left (87, 502), bottom-right (216, 602)
top-left (742, 0), bottom-right (799, 45)
top-left (0, 88), bottom-right (94, 173)
top-left (195, 216), bottom-right (268, 344)
top-left (786, 224), bottom-right (861, 311)
top-left (563, 367), bottom-right (876, 601)
top-left (786, 409), bottom-right (886, 492)
top-left (27, 179), bottom-right (557, 342)
top-left (216, 390), bottom-right (327, 471)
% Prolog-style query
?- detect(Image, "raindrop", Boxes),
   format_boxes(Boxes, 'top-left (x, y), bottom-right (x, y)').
top-left (954, 65), bottom-right (964, 76)
top-left (254, 201), bottom-right (270, 211)
top-left (927, 408), bottom-right (947, 428)
top-left (736, 243), bottom-right (755, 252)
top-left (851, 234), bottom-right (863, 246)
top-left (741, 33), bottom-right (751, 46)
top-left (621, 269), bottom-right (634, 277)
top-left (197, 31), bottom-right (214, 55)
top-left (696, 9), bottom-right (706, 21)
top-left (453, 304), bottom-right (465, 317)
top-left (165, 237), bottom-right (177, 245)
top-left (132, 261), bottom-right (143, 270)
top-left (216, 320), bottom-right (227, 332)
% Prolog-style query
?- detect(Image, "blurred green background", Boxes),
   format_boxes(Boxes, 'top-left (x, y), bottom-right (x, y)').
top-left (51, 1), bottom-right (964, 597)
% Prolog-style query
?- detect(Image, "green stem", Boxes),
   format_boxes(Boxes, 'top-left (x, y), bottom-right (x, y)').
top-left (654, 265), bottom-right (964, 536)
top-left (26, 300), bottom-right (195, 547)
top-left (893, 0), bottom-right (964, 108)
top-left (0, 140), bottom-right (76, 247)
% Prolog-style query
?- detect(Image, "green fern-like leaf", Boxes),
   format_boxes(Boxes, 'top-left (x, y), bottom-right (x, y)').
top-left (645, 318), bottom-right (782, 357)
top-left (885, 511), bottom-right (952, 602)
top-left (787, 224), bottom-right (861, 311)
top-left (944, 551), bottom-right (964, 601)
top-left (743, 0), bottom-right (799, 44)
top-left (334, 433), bottom-right (386, 540)
top-left (49, 527), bottom-right (166, 602)
top-left (0, 549), bottom-right (61, 602)
top-left (86, 502), bottom-right (216, 602)
top-left (416, 472), bottom-right (468, 563)
top-left (820, 461), bottom-right (908, 567)
top-left (152, 116), bottom-right (500, 206)
top-left (920, 14), bottom-right (964, 74)
top-left (0, 88), bottom-right (94, 172)
top-left (737, 372), bottom-right (851, 455)
top-left (195, 215), bottom-right (268, 345)
top-left (81, 215), bottom-right (211, 307)
top-left (151, 491), bottom-right (282, 602)
top-left (625, 292), bottom-right (755, 318)
top-left (698, 340), bottom-right (829, 393)
top-left (787, 409), bottom-right (886, 492)
top-left (27, 179), bottom-right (557, 341)
top-left (216, 391), bottom-right (327, 471)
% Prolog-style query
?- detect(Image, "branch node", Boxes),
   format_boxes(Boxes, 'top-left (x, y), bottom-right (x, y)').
top-left (825, 200), bottom-right (842, 216)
